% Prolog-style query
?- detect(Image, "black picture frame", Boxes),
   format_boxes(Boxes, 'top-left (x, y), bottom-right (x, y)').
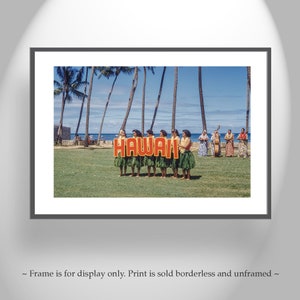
top-left (30, 47), bottom-right (271, 219)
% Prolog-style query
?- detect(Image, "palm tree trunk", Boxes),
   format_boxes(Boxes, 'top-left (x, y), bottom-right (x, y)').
top-left (120, 67), bottom-right (139, 131)
top-left (198, 67), bottom-right (207, 131)
top-left (84, 66), bottom-right (95, 147)
top-left (246, 66), bottom-right (251, 132)
top-left (97, 71), bottom-right (120, 144)
top-left (57, 90), bottom-right (66, 145)
top-left (172, 67), bottom-right (178, 130)
top-left (141, 67), bottom-right (147, 135)
top-left (150, 66), bottom-right (166, 131)
top-left (75, 67), bottom-right (89, 137)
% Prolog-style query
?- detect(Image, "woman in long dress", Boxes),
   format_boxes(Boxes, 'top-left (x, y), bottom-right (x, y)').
top-left (224, 129), bottom-right (234, 157)
top-left (198, 129), bottom-right (208, 156)
top-left (237, 128), bottom-right (248, 158)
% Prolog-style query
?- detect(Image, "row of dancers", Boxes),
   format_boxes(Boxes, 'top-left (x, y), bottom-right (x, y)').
top-left (114, 129), bottom-right (195, 180)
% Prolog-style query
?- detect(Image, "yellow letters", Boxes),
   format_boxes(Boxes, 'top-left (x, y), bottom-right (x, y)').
top-left (113, 137), bottom-right (178, 158)
top-left (113, 138), bottom-right (125, 157)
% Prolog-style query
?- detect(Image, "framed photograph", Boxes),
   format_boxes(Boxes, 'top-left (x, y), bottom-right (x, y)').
top-left (30, 47), bottom-right (271, 219)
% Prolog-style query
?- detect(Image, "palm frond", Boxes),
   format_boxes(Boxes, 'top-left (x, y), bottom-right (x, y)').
top-left (54, 88), bottom-right (62, 96)
top-left (54, 80), bottom-right (62, 88)
top-left (55, 67), bottom-right (65, 80)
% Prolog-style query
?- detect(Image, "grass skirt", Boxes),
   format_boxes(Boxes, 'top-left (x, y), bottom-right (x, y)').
top-left (179, 150), bottom-right (195, 170)
top-left (127, 156), bottom-right (143, 168)
top-left (114, 154), bottom-right (127, 167)
top-left (144, 155), bottom-right (156, 167)
top-left (155, 155), bottom-right (170, 168)
top-left (170, 152), bottom-right (180, 169)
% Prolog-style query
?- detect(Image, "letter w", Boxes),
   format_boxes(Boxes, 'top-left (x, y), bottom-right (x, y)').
top-left (138, 137), bottom-right (154, 156)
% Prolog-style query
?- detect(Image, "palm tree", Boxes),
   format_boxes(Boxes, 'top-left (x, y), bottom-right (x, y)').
top-left (120, 66), bottom-right (139, 131)
top-left (83, 67), bottom-right (114, 147)
top-left (171, 67), bottom-right (178, 130)
top-left (84, 66), bottom-right (95, 147)
top-left (54, 67), bottom-right (85, 144)
top-left (141, 67), bottom-right (147, 136)
top-left (246, 66), bottom-right (251, 132)
top-left (74, 67), bottom-right (89, 138)
top-left (198, 67), bottom-right (207, 131)
top-left (97, 67), bottom-right (133, 144)
top-left (150, 66), bottom-right (166, 131)
top-left (141, 67), bottom-right (155, 135)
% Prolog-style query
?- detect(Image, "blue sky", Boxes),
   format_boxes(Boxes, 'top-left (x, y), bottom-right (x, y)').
top-left (54, 66), bottom-right (249, 135)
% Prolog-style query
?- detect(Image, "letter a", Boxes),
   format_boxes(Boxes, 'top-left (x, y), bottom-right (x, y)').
top-left (154, 137), bottom-right (166, 157)
top-left (126, 138), bottom-right (137, 156)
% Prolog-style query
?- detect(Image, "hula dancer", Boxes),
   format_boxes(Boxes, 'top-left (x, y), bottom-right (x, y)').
top-left (129, 129), bottom-right (143, 177)
top-left (156, 129), bottom-right (169, 178)
top-left (144, 129), bottom-right (156, 177)
top-left (171, 129), bottom-right (180, 178)
top-left (179, 129), bottom-right (195, 180)
top-left (114, 129), bottom-right (128, 176)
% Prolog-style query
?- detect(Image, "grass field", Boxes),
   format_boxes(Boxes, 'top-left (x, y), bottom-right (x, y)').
top-left (54, 147), bottom-right (250, 198)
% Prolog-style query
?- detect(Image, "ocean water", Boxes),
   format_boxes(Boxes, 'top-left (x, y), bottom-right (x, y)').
top-left (71, 132), bottom-right (251, 143)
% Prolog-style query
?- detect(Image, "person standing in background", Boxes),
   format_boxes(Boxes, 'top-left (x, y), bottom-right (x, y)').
top-left (224, 129), bottom-right (234, 157)
top-left (211, 130), bottom-right (221, 157)
top-left (198, 129), bottom-right (209, 156)
top-left (237, 128), bottom-right (248, 158)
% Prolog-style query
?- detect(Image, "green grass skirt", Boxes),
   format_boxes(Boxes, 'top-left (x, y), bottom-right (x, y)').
top-left (114, 154), bottom-right (128, 167)
top-left (179, 150), bottom-right (195, 170)
top-left (127, 156), bottom-right (143, 168)
top-left (156, 155), bottom-right (170, 168)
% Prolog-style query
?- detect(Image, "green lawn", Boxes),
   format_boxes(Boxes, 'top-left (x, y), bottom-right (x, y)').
top-left (54, 147), bottom-right (250, 198)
